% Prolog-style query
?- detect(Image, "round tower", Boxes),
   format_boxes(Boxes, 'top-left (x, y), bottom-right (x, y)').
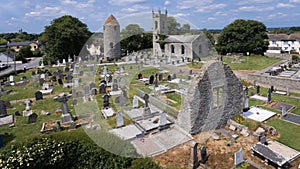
top-left (103, 14), bottom-right (120, 61)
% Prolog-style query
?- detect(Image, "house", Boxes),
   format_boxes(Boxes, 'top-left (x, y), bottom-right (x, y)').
top-left (0, 51), bottom-right (15, 63)
top-left (267, 34), bottom-right (300, 54)
top-left (7, 41), bottom-right (39, 53)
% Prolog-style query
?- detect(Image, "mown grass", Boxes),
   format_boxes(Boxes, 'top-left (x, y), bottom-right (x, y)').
top-left (267, 118), bottom-right (300, 151)
top-left (222, 55), bottom-right (282, 70)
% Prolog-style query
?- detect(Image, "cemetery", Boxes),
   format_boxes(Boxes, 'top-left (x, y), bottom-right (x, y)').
top-left (1, 11), bottom-right (300, 169)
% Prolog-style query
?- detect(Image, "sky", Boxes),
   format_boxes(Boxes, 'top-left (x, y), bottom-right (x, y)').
top-left (0, 0), bottom-right (300, 33)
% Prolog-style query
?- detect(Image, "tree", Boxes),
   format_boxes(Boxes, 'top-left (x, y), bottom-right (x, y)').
top-left (216, 19), bottom-right (269, 55)
top-left (16, 46), bottom-right (32, 62)
top-left (180, 24), bottom-right (191, 34)
top-left (42, 15), bottom-right (91, 63)
top-left (168, 16), bottom-right (181, 35)
top-left (121, 24), bottom-right (144, 39)
top-left (202, 29), bottom-right (215, 45)
top-left (120, 33), bottom-right (152, 56)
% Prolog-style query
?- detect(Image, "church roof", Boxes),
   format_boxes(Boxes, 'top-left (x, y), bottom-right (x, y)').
top-left (104, 14), bottom-right (119, 25)
top-left (164, 35), bottom-right (200, 43)
top-left (268, 33), bottom-right (300, 41)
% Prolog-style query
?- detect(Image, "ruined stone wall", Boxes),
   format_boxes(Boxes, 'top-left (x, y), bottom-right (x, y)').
top-left (178, 61), bottom-right (242, 134)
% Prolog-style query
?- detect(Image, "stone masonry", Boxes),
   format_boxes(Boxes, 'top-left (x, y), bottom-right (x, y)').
top-left (178, 60), bottom-right (242, 134)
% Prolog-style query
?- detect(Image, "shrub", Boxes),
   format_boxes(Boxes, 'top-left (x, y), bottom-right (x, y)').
top-left (292, 55), bottom-right (299, 61)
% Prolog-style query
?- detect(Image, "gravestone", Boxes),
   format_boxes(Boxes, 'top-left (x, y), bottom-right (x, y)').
top-left (158, 73), bottom-right (163, 81)
top-left (103, 66), bottom-right (107, 76)
top-left (159, 111), bottom-right (167, 126)
top-left (282, 106), bottom-right (287, 116)
top-left (35, 91), bottom-right (43, 101)
top-left (116, 112), bottom-right (124, 128)
top-left (149, 75), bottom-right (154, 84)
top-left (39, 78), bottom-right (45, 86)
top-left (178, 78), bottom-right (183, 89)
top-left (108, 74), bottom-right (113, 83)
top-left (9, 75), bottom-right (14, 82)
top-left (201, 146), bottom-right (207, 164)
top-left (0, 136), bottom-right (3, 148)
top-left (103, 94), bottom-right (110, 108)
top-left (112, 79), bottom-right (118, 91)
top-left (24, 100), bottom-right (31, 111)
top-left (153, 78), bottom-right (158, 87)
top-left (256, 85), bottom-right (260, 94)
top-left (270, 86), bottom-right (274, 93)
top-left (259, 135), bottom-right (267, 144)
top-left (244, 87), bottom-right (248, 96)
top-left (53, 93), bottom-right (74, 124)
top-left (143, 94), bottom-right (151, 117)
top-left (0, 100), bottom-right (7, 118)
top-left (234, 149), bottom-right (244, 166)
top-left (267, 88), bottom-right (272, 104)
top-left (91, 88), bottom-right (97, 95)
top-left (133, 96), bottom-right (139, 108)
top-left (172, 73), bottom-right (176, 80)
top-left (138, 73), bottom-right (142, 79)
top-left (89, 82), bottom-right (96, 89)
top-left (189, 142), bottom-right (199, 169)
top-left (244, 96), bottom-right (249, 111)
top-left (66, 74), bottom-right (73, 83)
top-left (32, 71), bottom-right (36, 76)
top-left (167, 75), bottom-right (171, 81)
top-left (99, 83), bottom-right (107, 94)
top-left (40, 73), bottom-right (45, 79)
top-left (28, 113), bottom-right (38, 124)
top-left (58, 78), bottom-right (63, 85)
top-left (74, 79), bottom-right (79, 87)
top-left (144, 94), bottom-right (149, 107)
top-left (253, 80), bottom-right (256, 88)
top-left (120, 76), bottom-right (125, 89)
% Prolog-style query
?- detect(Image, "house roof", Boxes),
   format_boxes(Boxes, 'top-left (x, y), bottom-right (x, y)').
top-left (164, 35), bottom-right (200, 43)
top-left (104, 14), bottom-right (119, 25)
top-left (268, 33), bottom-right (300, 41)
top-left (7, 41), bottom-right (37, 47)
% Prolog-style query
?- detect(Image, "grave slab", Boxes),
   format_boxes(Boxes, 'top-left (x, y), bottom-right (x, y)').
top-left (109, 124), bottom-right (143, 140)
top-left (0, 115), bottom-right (14, 126)
top-left (243, 107), bottom-right (276, 122)
top-left (281, 113), bottom-right (300, 125)
top-left (250, 94), bottom-right (268, 101)
top-left (101, 107), bottom-right (115, 118)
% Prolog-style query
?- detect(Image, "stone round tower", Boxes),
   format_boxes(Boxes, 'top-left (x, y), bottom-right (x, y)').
top-left (103, 14), bottom-right (120, 61)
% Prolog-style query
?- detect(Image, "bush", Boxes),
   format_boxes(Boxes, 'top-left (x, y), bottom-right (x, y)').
top-left (292, 55), bottom-right (299, 61)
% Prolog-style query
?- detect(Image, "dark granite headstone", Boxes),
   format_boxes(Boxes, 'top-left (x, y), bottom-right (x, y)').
top-left (103, 94), bottom-right (110, 108)
top-left (39, 78), bottom-right (44, 86)
top-left (66, 73), bottom-right (73, 83)
top-left (108, 74), bottom-right (113, 83)
top-left (158, 73), bottom-right (163, 81)
top-left (201, 146), bottom-right (207, 163)
top-left (112, 79), bottom-right (118, 91)
top-left (99, 83), bottom-right (107, 94)
top-left (143, 94), bottom-right (149, 107)
top-left (172, 73), bottom-right (176, 79)
top-left (256, 85), bottom-right (260, 94)
top-left (28, 113), bottom-right (38, 124)
top-left (58, 79), bottom-right (63, 85)
top-left (0, 100), bottom-right (7, 118)
top-left (149, 75), bottom-right (154, 84)
top-left (35, 91), bottom-right (43, 100)
top-left (138, 73), bottom-right (142, 79)
top-left (267, 88), bottom-right (272, 104)
top-left (89, 82), bottom-right (96, 89)
top-left (167, 75), bottom-right (171, 81)
top-left (91, 88), bottom-right (97, 95)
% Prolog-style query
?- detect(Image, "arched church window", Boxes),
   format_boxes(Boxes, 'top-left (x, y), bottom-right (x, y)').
top-left (110, 42), bottom-right (114, 48)
top-left (181, 45), bottom-right (185, 54)
top-left (199, 44), bottom-right (202, 53)
top-left (155, 21), bottom-right (158, 30)
top-left (171, 45), bottom-right (175, 53)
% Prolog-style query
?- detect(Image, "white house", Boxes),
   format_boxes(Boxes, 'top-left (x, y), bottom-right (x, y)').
top-left (267, 34), bottom-right (300, 54)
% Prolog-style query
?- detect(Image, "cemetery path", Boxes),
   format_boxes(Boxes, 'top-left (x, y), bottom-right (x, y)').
top-left (10, 93), bottom-right (57, 103)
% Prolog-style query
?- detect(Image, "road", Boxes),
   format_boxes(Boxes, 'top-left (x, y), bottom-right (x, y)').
top-left (0, 57), bottom-right (42, 77)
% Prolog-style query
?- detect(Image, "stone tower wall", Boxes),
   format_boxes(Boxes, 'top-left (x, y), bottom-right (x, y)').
top-left (152, 9), bottom-right (168, 57)
top-left (103, 19), bottom-right (120, 60)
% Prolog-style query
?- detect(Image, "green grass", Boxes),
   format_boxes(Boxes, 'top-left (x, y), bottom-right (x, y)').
top-left (166, 93), bottom-right (182, 110)
top-left (222, 55), bottom-right (282, 70)
top-left (267, 118), bottom-right (300, 151)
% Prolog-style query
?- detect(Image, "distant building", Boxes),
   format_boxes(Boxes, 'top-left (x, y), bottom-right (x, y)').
top-left (0, 51), bottom-right (15, 63)
top-left (103, 14), bottom-right (120, 61)
top-left (152, 9), bottom-right (211, 60)
top-left (7, 41), bottom-right (39, 53)
top-left (267, 34), bottom-right (300, 54)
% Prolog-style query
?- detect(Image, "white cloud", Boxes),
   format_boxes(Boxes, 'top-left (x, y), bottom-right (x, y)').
top-left (173, 13), bottom-right (190, 17)
top-left (276, 3), bottom-right (295, 8)
top-left (214, 11), bottom-right (227, 16)
top-left (164, 0), bottom-right (171, 6)
top-left (239, 6), bottom-right (274, 12)
top-left (194, 4), bottom-right (227, 13)
top-left (177, 0), bottom-right (213, 10)
top-left (207, 17), bottom-right (216, 20)
top-left (238, 0), bottom-right (276, 5)
top-left (121, 4), bottom-right (149, 13)
top-left (290, 0), bottom-right (300, 3)
top-left (109, 0), bottom-right (147, 6)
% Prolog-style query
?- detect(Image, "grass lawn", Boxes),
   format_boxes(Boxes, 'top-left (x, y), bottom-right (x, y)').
top-left (222, 55), bottom-right (282, 70)
top-left (267, 118), bottom-right (300, 151)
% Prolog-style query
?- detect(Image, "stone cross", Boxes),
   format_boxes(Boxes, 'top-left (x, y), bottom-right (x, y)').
top-left (53, 93), bottom-right (74, 123)
top-left (24, 100), bottom-right (31, 111)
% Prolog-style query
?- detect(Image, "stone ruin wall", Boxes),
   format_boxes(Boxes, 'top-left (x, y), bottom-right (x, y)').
top-left (178, 61), bottom-right (242, 134)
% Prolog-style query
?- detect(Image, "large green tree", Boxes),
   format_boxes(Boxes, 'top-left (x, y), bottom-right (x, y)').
top-left (120, 33), bottom-right (152, 56)
top-left (216, 19), bottom-right (269, 55)
top-left (42, 15), bottom-right (91, 63)
top-left (168, 16), bottom-right (181, 35)
top-left (121, 24), bottom-right (144, 39)
top-left (16, 46), bottom-right (33, 62)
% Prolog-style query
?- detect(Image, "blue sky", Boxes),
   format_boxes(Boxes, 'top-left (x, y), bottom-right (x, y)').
top-left (0, 0), bottom-right (299, 33)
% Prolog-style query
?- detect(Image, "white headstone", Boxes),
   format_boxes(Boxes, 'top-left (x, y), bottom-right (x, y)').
top-left (159, 112), bottom-right (167, 126)
top-left (62, 59), bottom-right (66, 65)
top-left (244, 97), bottom-right (248, 108)
top-left (234, 149), bottom-right (244, 166)
top-left (68, 56), bottom-right (72, 63)
top-left (287, 88), bottom-right (289, 96)
top-left (74, 79), bottom-right (79, 87)
top-left (57, 60), bottom-right (60, 66)
top-left (24, 100), bottom-right (31, 111)
top-left (120, 67), bottom-right (124, 74)
top-left (133, 96), bottom-right (138, 108)
top-left (120, 76), bottom-right (125, 89)
top-left (103, 66), bottom-right (107, 76)
top-left (9, 75), bottom-right (14, 82)
top-left (43, 83), bottom-right (49, 90)
top-left (40, 73), bottom-right (45, 79)
top-left (116, 112), bottom-right (124, 127)
top-left (282, 106), bottom-right (287, 116)
top-left (126, 56), bottom-right (129, 63)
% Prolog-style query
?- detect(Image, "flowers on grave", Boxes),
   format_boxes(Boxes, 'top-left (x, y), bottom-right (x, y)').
top-left (153, 118), bottom-right (159, 124)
